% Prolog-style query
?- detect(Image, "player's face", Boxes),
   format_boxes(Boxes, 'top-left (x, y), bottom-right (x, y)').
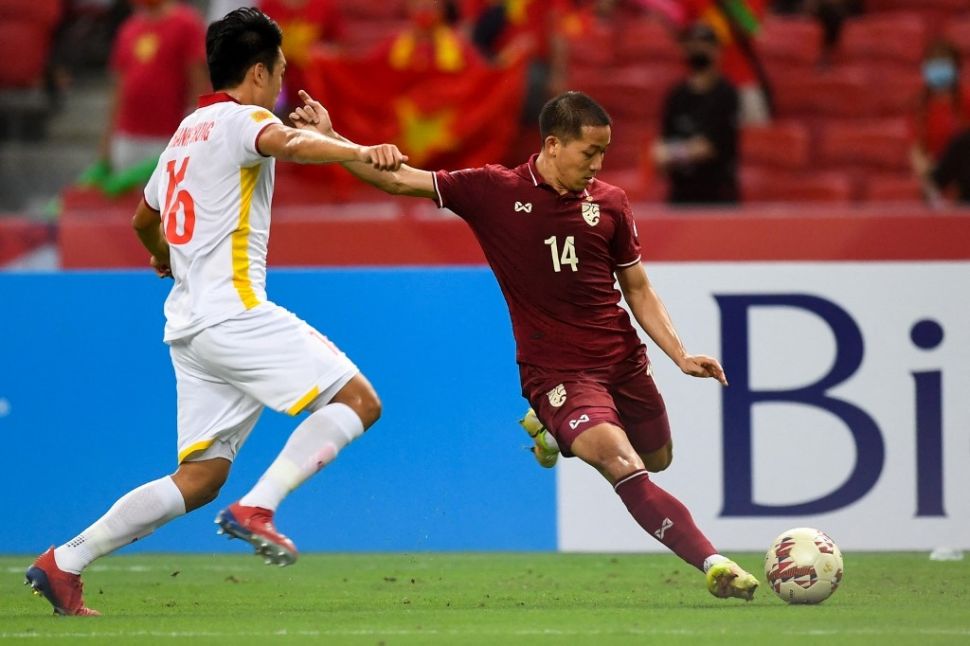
top-left (553, 125), bottom-right (611, 192)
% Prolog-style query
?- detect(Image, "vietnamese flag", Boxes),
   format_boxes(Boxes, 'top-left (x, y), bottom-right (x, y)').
top-left (304, 52), bottom-right (527, 170)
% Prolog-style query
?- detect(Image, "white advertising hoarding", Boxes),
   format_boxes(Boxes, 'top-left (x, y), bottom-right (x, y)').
top-left (558, 262), bottom-right (970, 552)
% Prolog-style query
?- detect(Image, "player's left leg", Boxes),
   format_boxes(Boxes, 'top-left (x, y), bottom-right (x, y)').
top-left (519, 407), bottom-right (560, 468)
top-left (569, 423), bottom-right (758, 600)
top-left (209, 304), bottom-right (378, 566)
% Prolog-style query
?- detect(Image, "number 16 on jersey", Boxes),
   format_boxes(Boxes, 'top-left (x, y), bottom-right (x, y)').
top-left (545, 235), bottom-right (579, 273)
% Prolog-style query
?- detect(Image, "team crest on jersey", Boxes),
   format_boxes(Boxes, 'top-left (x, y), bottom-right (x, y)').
top-left (546, 384), bottom-right (567, 408)
top-left (581, 202), bottom-right (600, 226)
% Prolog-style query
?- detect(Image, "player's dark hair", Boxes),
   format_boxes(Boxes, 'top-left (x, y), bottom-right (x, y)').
top-left (539, 91), bottom-right (612, 143)
top-left (206, 7), bottom-right (283, 91)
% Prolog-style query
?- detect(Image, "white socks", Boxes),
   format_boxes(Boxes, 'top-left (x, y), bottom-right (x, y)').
top-left (239, 402), bottom-right (364, 511)
top-left (54, 476), bottom-right (186, 574)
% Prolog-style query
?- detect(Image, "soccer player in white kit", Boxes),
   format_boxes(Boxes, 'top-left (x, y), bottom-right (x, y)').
top-left (25, 8), bottom-right (407, 616)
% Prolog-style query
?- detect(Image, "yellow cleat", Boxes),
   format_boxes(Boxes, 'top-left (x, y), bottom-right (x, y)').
top-left (706, 560), bottom-right (759, 601)
top-left (519, 408), bottom-right (559, 468)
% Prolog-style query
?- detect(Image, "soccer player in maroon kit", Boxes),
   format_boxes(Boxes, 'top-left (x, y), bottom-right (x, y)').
top-left (292, 89), bottom-right (758, 600)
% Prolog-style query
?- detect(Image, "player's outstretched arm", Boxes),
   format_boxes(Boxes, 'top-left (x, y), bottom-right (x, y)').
top-left (289, 90), bottom-right (437, 199)
top-left (617, 262), bottom-right (727, 386)
top-left (132, 199), bottom-right (172, 278)
top-left (256, 122), bottom-right (406, 171)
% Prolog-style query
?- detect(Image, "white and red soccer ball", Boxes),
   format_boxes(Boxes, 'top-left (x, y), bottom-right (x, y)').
top-left (764, 527), bottom-right (844, 604)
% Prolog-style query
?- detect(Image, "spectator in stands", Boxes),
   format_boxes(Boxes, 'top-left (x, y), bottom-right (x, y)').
top-left (259, 0), bottom-right (344, 116)
top-left (372, 0), bottom-right (485, 73)
top-left (79, 0), bottom-right (207, 197)
top-left (919, 127), bottom-right (970, 207)
top-left (653, 23), bottom-right (739, 205)
top-left (678, 0), bottom-right (771, 125)
top-left (911, 40), bottom-right (968, 188)
top-left (463, 0), bottom-right (569, 124)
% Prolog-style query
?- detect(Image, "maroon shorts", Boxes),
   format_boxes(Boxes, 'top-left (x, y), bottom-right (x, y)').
top-left (519, 350), bottom-right (671, 458)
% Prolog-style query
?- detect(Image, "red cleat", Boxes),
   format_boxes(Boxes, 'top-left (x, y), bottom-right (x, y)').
top-left (215, 502), bottom-right (298, 566)
top-left (24, 547), bottom-right (100, 616)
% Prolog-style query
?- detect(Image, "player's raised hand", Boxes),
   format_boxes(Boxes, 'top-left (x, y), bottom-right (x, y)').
top-left (360, 144), bottom-right (408, 171)
top-left (679, 354), bottom-right (728, 386)
top-left (289, 90), bottom-right (333, 135)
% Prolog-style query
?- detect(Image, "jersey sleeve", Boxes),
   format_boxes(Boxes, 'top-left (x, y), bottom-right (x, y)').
top-left (612, 193), bottom-right (641, 269)
top-left (432, 166), bottom-right (493, 223)
top-left (143, 161), bottom-right (163, 212)
top-left (224, 106), bottom-right (284, 167)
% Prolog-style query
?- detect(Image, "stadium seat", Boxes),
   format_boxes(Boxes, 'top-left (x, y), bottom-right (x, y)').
top-left (567, 63), bottom-right (680, 121)
top-left (742, 121), bottom-right (812, 170)
top-left (741, 167), bottom-right (853, 203)
top-left (0, 22), bottom-right (53, 87)
top-left (862, 172), bottom-right (923, 203)
top-left (756, 17), bottom-right (822, 69)
top-left (772, 66), bottom-right (872, 118)
top-left (816, 119), bottom-right (911, 171)
top-left (771, 65), bottom-right (919, 119)
top-left (614, 17), bottom-right (681, 65)
top-left (944, 15), bottom-right (970, 59)
top-left (839, 13), bottom-right (928, 65)
top-left (0, 0), bottom-right (60, 24)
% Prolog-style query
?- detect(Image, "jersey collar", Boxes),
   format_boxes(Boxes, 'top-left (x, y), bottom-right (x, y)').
top-left (197, 92), bottom-right (241, 108)
top-left (519, 153), bottom-right (593, 200)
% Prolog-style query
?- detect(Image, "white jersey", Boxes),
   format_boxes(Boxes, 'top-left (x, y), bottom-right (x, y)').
top-left (144, 93), bottom-right (282, 343)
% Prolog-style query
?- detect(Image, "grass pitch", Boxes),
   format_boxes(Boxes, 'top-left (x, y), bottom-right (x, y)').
top-left (2, 552), bottom-right (968, 645)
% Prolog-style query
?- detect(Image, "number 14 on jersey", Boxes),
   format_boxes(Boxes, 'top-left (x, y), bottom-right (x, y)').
top-left (544, 235), bottom-right (579, 272)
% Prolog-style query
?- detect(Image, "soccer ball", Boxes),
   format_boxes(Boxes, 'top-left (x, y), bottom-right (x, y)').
top-left (764, 527), bottom-right (844, 604)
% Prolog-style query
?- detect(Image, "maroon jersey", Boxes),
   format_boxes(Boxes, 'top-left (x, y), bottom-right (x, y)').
top-left (433, 154), bottom-right (645, 370)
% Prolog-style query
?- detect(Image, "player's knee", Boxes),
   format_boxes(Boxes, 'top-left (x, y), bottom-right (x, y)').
top-left (641, 442), bottom-right (673, 473)
top-left (332, 376), bottom-right (382, 430)
top-left (172, 460), bottom-right (230, 512)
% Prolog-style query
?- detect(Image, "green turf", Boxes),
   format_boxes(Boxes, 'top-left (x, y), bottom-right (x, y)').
top-left (2, 552), bottom-right (968, 645)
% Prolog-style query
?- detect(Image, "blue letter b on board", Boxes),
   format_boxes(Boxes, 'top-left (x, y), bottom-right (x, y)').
top-left (715, 294), bottom-right (884, 516)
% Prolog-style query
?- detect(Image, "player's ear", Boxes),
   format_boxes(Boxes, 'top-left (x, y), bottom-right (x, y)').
top-left (544, 135), bottom-right (560, 157)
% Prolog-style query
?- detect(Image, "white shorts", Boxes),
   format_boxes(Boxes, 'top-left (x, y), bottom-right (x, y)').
top-left (169, 302), bottom-right (358, 463)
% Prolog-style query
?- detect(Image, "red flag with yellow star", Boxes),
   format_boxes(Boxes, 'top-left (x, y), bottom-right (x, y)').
top-left (304, 53), bottom-right (527, 170)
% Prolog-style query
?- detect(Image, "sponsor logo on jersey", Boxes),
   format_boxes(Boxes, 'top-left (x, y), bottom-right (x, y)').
top-left (568, 414), bottom-right (590, 430)
top-left (250, 110), bottom-right (275, 123)
top-left (581, 202), bottom-right (600, 226)
top-left (514, 201), bottom-right (533, 213)
top-left (654, 517), bottom-right (674, 540)
top-left (546, 384), bottom-right (567, 408)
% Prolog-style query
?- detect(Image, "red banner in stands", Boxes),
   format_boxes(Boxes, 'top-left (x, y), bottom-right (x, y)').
top-left (303, 53), bottom-right (526, 170)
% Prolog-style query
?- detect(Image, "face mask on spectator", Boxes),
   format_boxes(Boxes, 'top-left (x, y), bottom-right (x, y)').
top-left (687, 51), bottom-right (713, 71)
top-left (923, 59), bottom-right (957, 90)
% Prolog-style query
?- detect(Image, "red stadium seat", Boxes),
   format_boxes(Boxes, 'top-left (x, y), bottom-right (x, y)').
top-left (0, 0), bottom-right (60, 25)
top-left (757, 17), bottom-right (822, 69)
top-left (839, 13), bottom-right (929, 65)
top-left (742, 121), bottom-right (812, 170)
top-left (614, 17), bottom-right (681, 65)
top-left (944, 15), bottom-right (970, 60)
top-left (742, 167), bottom-right (854, 203)
top-left (772, 65), bottom-right (919, 119)
top-left (0, 22), bottom-right (52, 87)
top-left (862, 172), bottom-right (923, 202)
top-left (567, 63), bottom-right (680, 121)
top-left (816, 119), bottom-right (911, 171)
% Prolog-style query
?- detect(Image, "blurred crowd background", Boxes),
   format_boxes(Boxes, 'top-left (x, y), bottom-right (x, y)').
top-left (1, 0), bottom-right (969, 266)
